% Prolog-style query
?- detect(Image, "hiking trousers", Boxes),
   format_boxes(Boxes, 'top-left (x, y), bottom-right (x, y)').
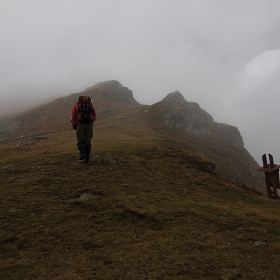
top-left (76, 123), bottom-right (93, 157)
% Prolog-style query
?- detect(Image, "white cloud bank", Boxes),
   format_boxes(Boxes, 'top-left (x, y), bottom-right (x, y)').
top-left (243, 49), bottom-right (280, 85)
top-left (220, 49), bottom-right (280, 164)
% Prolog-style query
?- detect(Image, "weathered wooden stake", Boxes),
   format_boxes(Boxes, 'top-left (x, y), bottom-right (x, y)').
top-left (258, 154), bottom-right (280, 200)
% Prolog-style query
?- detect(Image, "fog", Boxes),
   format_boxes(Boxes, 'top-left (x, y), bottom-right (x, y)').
top-left (1, 0), bottom-right (280, 164)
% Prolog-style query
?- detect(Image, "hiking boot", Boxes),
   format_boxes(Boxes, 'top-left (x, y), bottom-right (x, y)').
top-left (78, 154), bottom-right (87, 162)
top-left (84, 153), bottom-right (90, 163)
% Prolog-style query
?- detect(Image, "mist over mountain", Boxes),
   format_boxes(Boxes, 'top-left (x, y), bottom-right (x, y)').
top-left (0, 80), bottom-right (263, 189)
top-left (2, 1), bottom-right (280, 168)
top-left (0, 92), bottom-right (66, 119)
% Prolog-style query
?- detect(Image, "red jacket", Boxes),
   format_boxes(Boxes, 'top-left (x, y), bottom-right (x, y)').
top-left (71, 103), bottom-right (97, 126)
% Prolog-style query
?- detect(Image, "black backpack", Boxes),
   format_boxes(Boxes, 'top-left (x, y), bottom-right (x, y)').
top-left (77, 96), bottom-right (93, 123)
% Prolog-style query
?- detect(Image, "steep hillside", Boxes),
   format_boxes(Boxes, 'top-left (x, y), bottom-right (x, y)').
top-left (144, 91), bottom-right (262, 189)
top-left (0, 81), bottom-right (139, 140)
top-left (0, 80), bottom-right (263, 188)
top-left (0, 129), bottom-right (279, 280)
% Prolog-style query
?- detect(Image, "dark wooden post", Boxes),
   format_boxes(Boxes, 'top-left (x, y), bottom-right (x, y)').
top-left (262, 154), bottom-right (272, 198)
top-left (258, 154), bottom-right (280, 200)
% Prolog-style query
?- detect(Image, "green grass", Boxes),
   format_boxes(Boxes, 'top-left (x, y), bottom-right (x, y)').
top-left (0, 130), bottom-right (279, 279)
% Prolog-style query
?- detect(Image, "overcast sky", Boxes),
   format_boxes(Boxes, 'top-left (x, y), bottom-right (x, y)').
top-left (1, 0), bottom-right (280, 164)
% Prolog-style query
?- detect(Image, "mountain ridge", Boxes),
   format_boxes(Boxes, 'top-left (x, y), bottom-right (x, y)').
top-left (0, 80), bottom-right (263, 189)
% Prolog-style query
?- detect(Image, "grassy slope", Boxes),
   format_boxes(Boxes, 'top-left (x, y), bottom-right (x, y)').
top-left (0, 90), bottom-right (263, 189)
top-left (1, 126), bottom-right (280, 280)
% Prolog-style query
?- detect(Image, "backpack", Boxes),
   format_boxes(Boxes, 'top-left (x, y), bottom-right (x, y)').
top-left (77, 96), bottom-right (94, 123)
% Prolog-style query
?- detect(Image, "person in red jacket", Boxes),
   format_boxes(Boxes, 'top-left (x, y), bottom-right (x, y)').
top-left (71, 96), bottom-right (97, 162)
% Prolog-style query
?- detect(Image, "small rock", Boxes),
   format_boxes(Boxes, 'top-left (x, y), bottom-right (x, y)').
top-left (254, 241), bottom-right (266, 248)
top-left (79, 193), bottom-right (100, 202)
top-left (109, 158), bottom-right (119, 164)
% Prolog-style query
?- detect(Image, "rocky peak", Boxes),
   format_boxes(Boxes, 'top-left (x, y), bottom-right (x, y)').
top-left (159, 91), bottom-right (214, 135)
top-left (84, 80), bottom-right (139, 105)
top-left (157, 91), bottom-right (244, 148)
top-left (161, 91), bottom-right (186, 107)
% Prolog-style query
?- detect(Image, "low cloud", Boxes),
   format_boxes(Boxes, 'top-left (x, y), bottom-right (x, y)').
top-left (218, 49), bottom-right (280, 164)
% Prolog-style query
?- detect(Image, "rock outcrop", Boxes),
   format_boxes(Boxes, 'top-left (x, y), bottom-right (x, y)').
top-left (83, 80), bottom-right (139, 105)
top-left (160, 91), bottom-right (214, 135)
top-left (157, 91), bottom-right (244, 148)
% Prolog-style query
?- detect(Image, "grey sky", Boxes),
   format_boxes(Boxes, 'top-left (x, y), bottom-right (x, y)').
top-left (1, 0), bottom-right (280, 164)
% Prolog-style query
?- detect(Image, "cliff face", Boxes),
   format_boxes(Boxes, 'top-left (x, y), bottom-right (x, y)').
top-left (160, 91), bottom-right (214, 135)
top-left (156, 91), bottom-right (244, 148)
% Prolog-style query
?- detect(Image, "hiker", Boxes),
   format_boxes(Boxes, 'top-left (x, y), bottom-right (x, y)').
top-left (71, 96), bottom-right (97, 162)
